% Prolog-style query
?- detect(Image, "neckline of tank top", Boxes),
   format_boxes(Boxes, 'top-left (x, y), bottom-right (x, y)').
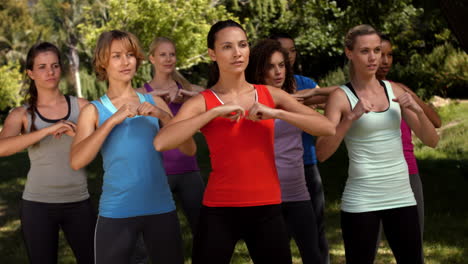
top-left (208, 86), bottom-right (258, 105)
top-left (144, 82), bottom-right (182, 93)
top-left (34, 95), bottom-right (71, 123)
top-left (99, 92), bottom-right (146, 117)
top-left (345, 80), bottom-right (390, 113)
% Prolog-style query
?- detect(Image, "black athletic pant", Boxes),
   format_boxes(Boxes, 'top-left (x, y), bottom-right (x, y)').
top-left (281, 201), bottom-right (322, 264)
top-left (95, 211), bottom-right (183, 264)
top-left (304, 164), bottom-right (329, 264)
top-left (341, 205), bottom-right (423, 264)
top-left (20, 198), bottom-right (96, 264)
top-left (192, 204), bottom-right (292, 264)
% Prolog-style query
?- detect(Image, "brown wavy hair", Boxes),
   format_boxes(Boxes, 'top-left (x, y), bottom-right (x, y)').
top-left (246, 39), bottom-right (296, 94)
top-left (24, 42), bottom-right (62, 133)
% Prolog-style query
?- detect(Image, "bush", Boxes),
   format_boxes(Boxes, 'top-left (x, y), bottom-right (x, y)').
top-left (318, 64), bottom-right (349, 87)
top-left (0, 61), bottom-right (23, 111)
top-left (391, 43), bottom-right (468, 99)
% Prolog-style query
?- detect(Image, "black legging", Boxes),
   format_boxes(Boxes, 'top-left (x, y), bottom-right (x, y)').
top-left (341, 205), bottom-right (423, 264)
top-left (192, 204), bottom-right (292, 264)
top-left (20, 198), bottom-right (96, 264)
top-left (281, 200), bottom-right (322, 264)
top-left (95, 211), bottom-right (184, 264)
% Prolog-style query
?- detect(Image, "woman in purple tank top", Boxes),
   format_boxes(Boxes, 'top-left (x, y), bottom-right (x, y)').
top-left (136, 37), bottom-right (205, 235)
top-left (376, 34), bottom-right (441, 245)
top-left (245, 39), bottom-right (323, 264)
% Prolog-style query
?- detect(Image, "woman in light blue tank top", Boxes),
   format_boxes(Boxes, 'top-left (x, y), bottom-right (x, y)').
top-left (70, 30), bottom-right (196, 264)
top-left (316, 25), bottom-right (439, 264)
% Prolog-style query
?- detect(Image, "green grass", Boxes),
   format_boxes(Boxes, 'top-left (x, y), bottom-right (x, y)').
top-left (1, 103), bottom-right (467, 263)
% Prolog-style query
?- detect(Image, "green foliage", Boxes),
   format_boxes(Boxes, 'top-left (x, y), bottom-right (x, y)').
top-left (318, 64), bottom-right (349, 87)
top-left (80, 0), bottom-right (235, 69)
top-left (0, 0), bottom-right (48, 66)
top-left (0, 62), bottom-right (23, 110)
top-left (391, 43), bottom-right (468, 98)
top-left (79, 68), bottom-right (107, 100)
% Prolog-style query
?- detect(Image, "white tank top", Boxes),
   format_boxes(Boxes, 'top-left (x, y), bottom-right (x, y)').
top-left (340, 80), bottom-right (415, 213)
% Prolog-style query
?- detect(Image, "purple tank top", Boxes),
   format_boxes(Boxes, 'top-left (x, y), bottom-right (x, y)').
top-left (274, 119), bottom-right (310, 202)
top-left (400, 119), bottom-right (419, 175)
top-left (144, 83), bottom-right (199, 175)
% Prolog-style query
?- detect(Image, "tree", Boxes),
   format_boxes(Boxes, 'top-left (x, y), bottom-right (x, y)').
top-left (80, 0), bottom-right (235, 70)
top-left (34, 0), bottom-right (93, 97)
top-left (0, 0), bottom-right (47, 66)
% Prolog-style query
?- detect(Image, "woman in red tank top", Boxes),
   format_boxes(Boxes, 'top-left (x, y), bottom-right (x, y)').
top-left (155, 20), bottom-right (335, 264)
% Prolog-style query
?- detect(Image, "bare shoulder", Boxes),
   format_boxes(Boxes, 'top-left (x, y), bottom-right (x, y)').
top-left (190, 84), bottom-right (205, 92)
top-left (387, 81), bottom-right (405, 97)
top-left (327, 88), bottom-right (350, 111)
top-left (0, 106), bottom-right (28, 136)
top-left (181, 93), bottom-right (206, 114)
top-left (8, 106), bottom-right (28, 117)
top-left (80, 102), bottom-right (98, 118)
top-left (76, 97), bottom-right (90, 109)
top-left (136, 87), bottom-right (146, 94)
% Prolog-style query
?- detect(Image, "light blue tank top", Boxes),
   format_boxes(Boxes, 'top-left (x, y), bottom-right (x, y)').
top-left (340, 80), bottom-right (416, 213)
top-left (91, 93), bottom-right (175, 218)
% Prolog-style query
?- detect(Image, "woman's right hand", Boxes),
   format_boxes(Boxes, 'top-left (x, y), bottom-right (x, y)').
top-left (213, 104), bottom-right (245, 122)
top-left (109, 104), bottom-right (137, 125)
top-left (349, 98), bottom-right (374, 121)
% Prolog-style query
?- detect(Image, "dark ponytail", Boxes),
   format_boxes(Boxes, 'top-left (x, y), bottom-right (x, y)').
top-left (206, 19), bottom-right (246, 88)
top-left (25, 42), bottom-right (62, 132)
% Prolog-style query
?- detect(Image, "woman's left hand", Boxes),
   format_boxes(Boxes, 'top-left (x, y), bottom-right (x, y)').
top-left (393, 92), bottom-right (423, 114)
top-left (246, 102), bottom-right (279, 121)
top-left (137, 102), bottom-right (168, 119)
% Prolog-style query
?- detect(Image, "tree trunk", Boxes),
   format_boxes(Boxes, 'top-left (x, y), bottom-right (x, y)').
top-left (70, 46), bottom-right (82, 98)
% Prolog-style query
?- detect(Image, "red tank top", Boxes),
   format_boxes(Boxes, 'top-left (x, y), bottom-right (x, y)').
top-left (200, 84), bottom-right (281, 207)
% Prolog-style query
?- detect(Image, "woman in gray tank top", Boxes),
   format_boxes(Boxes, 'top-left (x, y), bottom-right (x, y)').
top-left (315, 25), bottom-right (439, 263)
top-left (0, 42), bottom-right (95, 264)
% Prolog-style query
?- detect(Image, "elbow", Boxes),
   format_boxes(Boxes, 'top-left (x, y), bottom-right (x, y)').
top-left (428, 135), bottom-right (439, 148)
top-left (434, 120), bottom-right (442, 129)
top-left (70, 158), bottom-right (83, 171)
top-left (69, 151), bottom-right (84, 171)
top-left (316, 151), bottom-right (329, 163)
top-left (154, 135), bottom-right (168, 152)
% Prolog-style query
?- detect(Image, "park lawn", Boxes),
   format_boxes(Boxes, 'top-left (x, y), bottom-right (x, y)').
top-left (0, 102), bottom-right (467, 263)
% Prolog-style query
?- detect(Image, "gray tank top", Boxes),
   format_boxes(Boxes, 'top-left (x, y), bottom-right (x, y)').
top-left (23, 95), bottom-right (89, 203)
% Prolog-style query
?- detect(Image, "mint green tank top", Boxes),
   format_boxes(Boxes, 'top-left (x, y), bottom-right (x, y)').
top-left (340, 80), bottom-right (416, 213)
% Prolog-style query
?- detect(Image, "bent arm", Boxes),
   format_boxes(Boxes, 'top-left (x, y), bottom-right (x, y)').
top-left (152, 95), bottom-right (196, 156)
top-left (398, 83), bottom-right (441, 128)
top-left (393, 84), bottom-right (439, 148)
top-left (70, 104), bottom-right (115, 170)
top-left (154, 95), bottom-right (215, 152)
top-left (269, 87), bottom-right (335, 136)
top-left (316, 90), bottom-right (354, 162)
top-left (0, 107), bottom-right (49, 156)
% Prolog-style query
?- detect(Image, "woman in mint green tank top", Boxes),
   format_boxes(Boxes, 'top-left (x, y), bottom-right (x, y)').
top-left (316, 25), bottom-right (439, 264)
top-left (70, 30), bottom-right (196, 264)
top-left (0, 42), bottom-right (95, 264)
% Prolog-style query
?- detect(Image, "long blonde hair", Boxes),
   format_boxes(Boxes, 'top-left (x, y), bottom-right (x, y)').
top-left (148, 37), bottom-right (192, 91)
top-left (344, 24), bottom-right (380, 80)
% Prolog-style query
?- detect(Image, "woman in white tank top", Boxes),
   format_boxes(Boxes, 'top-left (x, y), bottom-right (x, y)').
top-left (315, 25), bottom-right (439, 264)
top-left (0, 42), bottom-right (95, 264)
